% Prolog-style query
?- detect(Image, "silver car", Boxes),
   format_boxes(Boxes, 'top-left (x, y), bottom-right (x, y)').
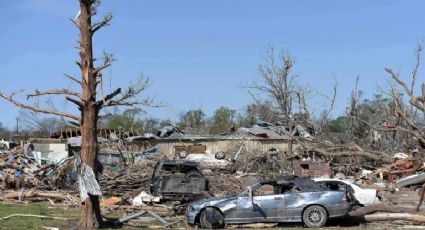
top-left (186, 177), bottom-right (354, 228)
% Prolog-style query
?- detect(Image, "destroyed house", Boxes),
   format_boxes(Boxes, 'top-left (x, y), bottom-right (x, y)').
top-left (42, 124), bottom-right (328, 176)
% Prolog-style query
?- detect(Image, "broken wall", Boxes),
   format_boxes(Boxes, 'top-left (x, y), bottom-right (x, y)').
top-left (152, 139), bottom-right (293, 159)
top-left (32, 143), bottom-right (68, 163)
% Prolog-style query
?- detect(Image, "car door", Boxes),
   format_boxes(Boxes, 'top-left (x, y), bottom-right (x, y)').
top-left (229, 192), bottom-right (264, 223)
top-left (251, 183), bottom-right (281, 221)
top-left (231, 183), bottom-right (280, 223)
top-left (281, 184), bottom-right (308, 220)
top-left (252, 194), bottom-right (281, 221)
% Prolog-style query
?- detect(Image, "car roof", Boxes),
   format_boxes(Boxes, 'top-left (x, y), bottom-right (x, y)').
top-left (313, 178), bottom-right (360, 188)
top-left (160, 159), bottom-right (199, 167)
top-left (313, 178), bottom-right (351, 183)
top-left (255, 177), bottom-right (326, 192)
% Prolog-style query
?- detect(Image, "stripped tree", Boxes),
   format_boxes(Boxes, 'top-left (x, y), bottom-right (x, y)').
top-left (247, 48), bottom-right (393, 170)
top-left (247, 47), bottom-right (301, 158)
top-left (350, 44), bottom-right (425, 149)
top-left (0, 0), bottom-right (156, 228)
top-left (344, 44), bottom-right (425, 210)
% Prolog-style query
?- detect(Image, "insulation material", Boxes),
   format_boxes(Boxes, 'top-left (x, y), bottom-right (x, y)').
top-left (76, 157), bottom-right (102, 203)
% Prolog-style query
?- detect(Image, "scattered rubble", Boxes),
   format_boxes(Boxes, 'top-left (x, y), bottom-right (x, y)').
top-left (2, 127), bottom-right (425, 229)
top-left (0, 147), bottom-right (75, 191)
top-left (99, 161), bottom-right (156, 198)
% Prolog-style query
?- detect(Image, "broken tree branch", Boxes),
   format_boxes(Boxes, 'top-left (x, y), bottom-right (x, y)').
top-left (94, 63), bottom-right (111, 76)
top-left (68, 121), bottom-right (81, 127)
top-left (69, 18), bottom-right (80, 30)
top-left (65, 96), bottom-right (83, 108)
top-left (349, 204), bottom-right (417, 216)
top-left (386, 68), bottom-right (425, 112)
top-left (0, 214), bottom-right (68, 221)
top-left (364, 213), bottom-right (425, 223)
top-left (303, 147), bottom-right (393, 163)
top-left (101, 98), bottom-right (161, 108)
top-left (27, 89), bottom-right (81, 99)
top-left (0, 92), bottom-right (80, 121)
top-left (64, 74), bottom-right (82, 85)
top-left (5, 191), bottom-right (68, 201)
top-left (347, 115), bottom-right (425, 145)
top-left (96, 88), bottom-right (121, 108)
top-left (91, 13), bottom-right (113, 34)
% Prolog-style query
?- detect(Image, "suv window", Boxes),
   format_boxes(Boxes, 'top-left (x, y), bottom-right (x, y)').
top-left (161, 164), bottom-right (198, 174)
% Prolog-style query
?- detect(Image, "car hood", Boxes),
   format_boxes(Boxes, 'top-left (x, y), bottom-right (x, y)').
top-left (189, 194), bottom-right (239, 212)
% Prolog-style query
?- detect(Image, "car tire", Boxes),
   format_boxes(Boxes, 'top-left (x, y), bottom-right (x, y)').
top-left (185, 170), bottom-right (203, 178)
top-left (302, 205), bottom-right (328, 228)
top-left (215, 151), bottom-right (226, 160)
top-left (179, 151), bottom-right (188, 158)
top-left (200, 207), bottom-right (225, 229)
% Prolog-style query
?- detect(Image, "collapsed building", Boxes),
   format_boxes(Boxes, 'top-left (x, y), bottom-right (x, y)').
top-left (2, 122), bottom-right (425, 228)
top-left (42, 122), bottom-right (330, 177)
top-left (8, 121), bottom-right (360, 183)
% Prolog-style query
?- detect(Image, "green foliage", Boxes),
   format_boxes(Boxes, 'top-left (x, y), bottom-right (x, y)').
top-left (178, 109), bottom-right (206, 134)
top-left (159, 118), bottom-right (173, 128)
top-left (99, 108), bottom-right (144, 133)
top-left (98, 109), bottom-right (170, 134)
top-left (142, 117), bottom-right (160, 133)
top-left (349, 93), bottom-right (393, 139)
top-left (324, 116), bottom-right (349, 133)
top-left (238, 102), bottom-right (280, 126)
top-left (210, 107), bottom-right (237, 134)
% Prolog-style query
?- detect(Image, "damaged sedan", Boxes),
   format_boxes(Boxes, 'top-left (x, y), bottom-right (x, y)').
top-left (186, 177), bottom-right (355, 228)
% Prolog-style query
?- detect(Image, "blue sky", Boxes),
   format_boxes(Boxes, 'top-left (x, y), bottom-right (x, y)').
top-left (0, 0), bottom-right (424, 128)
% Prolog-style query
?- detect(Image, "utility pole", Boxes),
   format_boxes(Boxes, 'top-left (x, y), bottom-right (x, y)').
top-left (16, 117), bottom-right (19, 134)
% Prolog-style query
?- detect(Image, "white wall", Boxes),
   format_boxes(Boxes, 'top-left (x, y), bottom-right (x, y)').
top-left (33, 143), bottom-right (68, 163)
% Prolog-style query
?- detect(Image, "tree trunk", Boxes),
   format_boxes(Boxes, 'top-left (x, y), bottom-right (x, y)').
top-left (78, 0), bottom-right (103, 228)
top-left (364, 213), bottom-right (425, 223)
top-left (287, 139), bottom-right (293, 156)
top-left (349, 204), bottom-right (417, 217)
top-left (416, 183), bottom-right (425, 212)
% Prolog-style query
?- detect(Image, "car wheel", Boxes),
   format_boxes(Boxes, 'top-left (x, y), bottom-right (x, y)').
top-left (200, 207), bottom-right (225, 229)
top-left (185, 170), bottom-right (203, 178)
top-left (302, 205), bottom-right (328, 228)
top-left (215, 151), bottom-right (226, 160)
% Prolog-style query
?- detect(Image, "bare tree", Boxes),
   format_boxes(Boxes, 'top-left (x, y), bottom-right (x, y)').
top-left (249, 47), bottom-right (297, 124)
top-left (346, 44), bottom-right (425, 210)
top-left (0, 0), bottom-right (156, 228)
top-left (179, 109), bottom-right (207, 134)
top-left (240, 101), bottom-right (281, 126)
top-left (315, 79), bottom-right (337, 134)
top-left (247, 47), bottom-right (310, 157)
top-left (350, 44), bottom-right (425, 149)
top-left (18, 110), bottom-right (68, 137)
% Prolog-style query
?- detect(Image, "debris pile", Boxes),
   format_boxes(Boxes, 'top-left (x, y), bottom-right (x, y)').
top-left (0, 147), bottom-right (74, 190)
top-left (207, 175), bottom-right (244, 197)
top-left (223, 121), bottom-right (314, 139)
top-left (374, 154), bottom-right (423, 183)
top-left (99, 159), bottom-right (157, 198)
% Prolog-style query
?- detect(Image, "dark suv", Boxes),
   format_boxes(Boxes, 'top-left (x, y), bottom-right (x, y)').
top-left (150, 160), bottom-right (208, 201)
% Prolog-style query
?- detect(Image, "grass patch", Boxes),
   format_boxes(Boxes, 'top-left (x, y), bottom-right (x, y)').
top-left (0, 204), bottom-right (79, 230)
